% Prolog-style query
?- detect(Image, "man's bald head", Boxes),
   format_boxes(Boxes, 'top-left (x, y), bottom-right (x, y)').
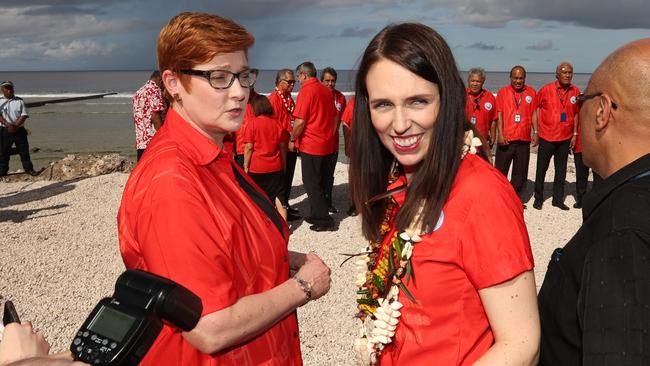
top-left (589, 38), bottom-right (650, 115)
top-left (581, 38), bottom-right (650, 178)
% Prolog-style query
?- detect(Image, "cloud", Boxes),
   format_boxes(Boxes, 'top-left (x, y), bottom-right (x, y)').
top-left (257, 33), bottom-right (309, 43)
top-left (428, 0), bottom-right (650, 30)
top-left (340, 27), bottom-right (376, 37)
top-left (466, 42), bottom-right (504, 51)
top-left (526, 39), bottom-right (553, 51)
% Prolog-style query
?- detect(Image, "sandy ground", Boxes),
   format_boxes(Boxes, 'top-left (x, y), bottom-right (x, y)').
top-left (0, 152), bottom-right (589, 365)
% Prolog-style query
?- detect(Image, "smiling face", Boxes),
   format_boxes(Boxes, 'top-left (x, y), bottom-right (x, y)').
top-left (167, 51), bottom-right (249, 144)
top-left (510, 68), bottom-right (526, 91)
top-left (366, 58), bottom-right (440, 174)
top-left (467, 73), bottom-right (485, 95)
top-left (556, 63), bottom-right (573, 87)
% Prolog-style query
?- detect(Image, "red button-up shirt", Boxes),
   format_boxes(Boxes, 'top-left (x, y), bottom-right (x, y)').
top-left (496, 85), bottom-right (537, 142)
top-left (536, 81), bottom-right (580, 142)
top-left (118, 108), bottom-right (301, 366)
top-left (244, 114), bottom-right (284, 173)
top-left (465, 89), bottom-right (497, 142)
top-left (293, 77), bottom-right (337, 156)
top-left (379, 154), bottom-right (534, 365)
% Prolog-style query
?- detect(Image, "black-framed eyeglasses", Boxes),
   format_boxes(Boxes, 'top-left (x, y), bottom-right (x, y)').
top-left (281, 79), bottom-right (296, 85)
top-left (180, 69), bottom-right (256, 89)
top-left (576, 92), bottom-right (618, 109)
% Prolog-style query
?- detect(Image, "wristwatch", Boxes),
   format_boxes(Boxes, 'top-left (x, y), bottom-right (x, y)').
top-left (292, 275), bottom-right (312, 303)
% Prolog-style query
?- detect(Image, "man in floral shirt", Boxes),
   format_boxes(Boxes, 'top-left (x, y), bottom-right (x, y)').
top-left (133, 71), bottom-right (165, 161)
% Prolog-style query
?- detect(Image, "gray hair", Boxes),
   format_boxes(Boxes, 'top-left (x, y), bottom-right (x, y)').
top-left (467, 67), bottom-right (486, 80)
top-left (274, 69), bottom-right (293, 86)
top-left (296, 61), bottom-right (317, 78)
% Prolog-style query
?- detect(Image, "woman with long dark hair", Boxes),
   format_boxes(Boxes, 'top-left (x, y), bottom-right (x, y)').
top-left (349, 23), bottom-right (540, 365)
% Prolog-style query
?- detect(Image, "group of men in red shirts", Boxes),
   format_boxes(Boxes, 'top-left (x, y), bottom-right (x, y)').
top-left (465, 62), bottom-right (588, 210)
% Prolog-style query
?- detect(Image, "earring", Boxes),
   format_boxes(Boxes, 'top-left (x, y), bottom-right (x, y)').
top-left (173, 93), bottom-right (182, 102)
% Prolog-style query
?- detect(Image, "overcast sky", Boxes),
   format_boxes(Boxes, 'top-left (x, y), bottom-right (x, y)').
top-left (0, 0), bottom-right (648, 73)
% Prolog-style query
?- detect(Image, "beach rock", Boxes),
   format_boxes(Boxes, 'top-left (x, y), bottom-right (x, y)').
top-left (0, 154), bottom-right (134, 182)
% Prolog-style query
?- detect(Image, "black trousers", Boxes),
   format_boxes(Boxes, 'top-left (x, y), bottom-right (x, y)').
top-left (495, 140), bottom-right (530, 198)
top-left (323, 150), bottom-right (338, 207)
top-left (234, 154), bottom-right (244, 169)
top-left (300, 152), bottom-right (335, 226)
top-left (280, 150), bottom-right (298, 207)
top-left (534, 138), bottom-right (570, 203)
top-left (0, 126), bottom-right (34, 175)
top-left (574, 152), bottom-right (589, 203)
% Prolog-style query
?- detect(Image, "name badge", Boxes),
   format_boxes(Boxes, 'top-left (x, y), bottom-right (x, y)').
top-left (470, 116), bottom-right (477, 125)
top-left (290, 118), bottom-right (295, 128)
top-left (514, 113), bottom-right (521, 123)
top-left (560, 112), bottom-right (567, 122)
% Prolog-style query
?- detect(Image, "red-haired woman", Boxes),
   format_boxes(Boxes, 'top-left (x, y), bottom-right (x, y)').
top-left (117, 12), bottom-right (331, 365)
top-left (243, 94), bottom-right (288, 220)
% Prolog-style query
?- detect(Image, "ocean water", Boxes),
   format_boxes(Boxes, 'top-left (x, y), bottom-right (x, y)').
top-left (0, 70), bottom-right (591, 169)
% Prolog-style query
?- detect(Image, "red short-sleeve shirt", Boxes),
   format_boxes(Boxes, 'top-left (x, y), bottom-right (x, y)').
top-left (379, 154), bottom-right (534, 365)
top-left (496, 85), bottom-right (537, 142)
top-left (269, 89), bottom-right (294, 139)
top-left (234, 91), bottom-right (258, 155)
top-left (118, 108), bottom-right (301, 366)
top-left (331, 89), bottom-right (347, 152)
top-left (465, 89), bottom-right (497, 141)
top-left (243, 114), bottom-right (284, 173)
top-left (341, 96), bottom-right (355, 128)
top-left (293, 77), bottom-right (337, 156)
top-left (536, 81), bottom-right (580, 142)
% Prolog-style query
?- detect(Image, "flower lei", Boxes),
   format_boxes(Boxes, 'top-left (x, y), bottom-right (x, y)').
top-left (353, 130), bottom-right (482, 365)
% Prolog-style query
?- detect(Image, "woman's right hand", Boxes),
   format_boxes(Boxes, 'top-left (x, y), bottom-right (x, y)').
top-left (295, 253), bottom-right (331, 301)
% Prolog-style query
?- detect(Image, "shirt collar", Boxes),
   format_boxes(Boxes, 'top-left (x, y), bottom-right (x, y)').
top-left (166, 107), bottom-right (223, 166)
top-left (583, 153), bottom-right (650, 219)
top-left (301, 77), bottom-right (319, 88)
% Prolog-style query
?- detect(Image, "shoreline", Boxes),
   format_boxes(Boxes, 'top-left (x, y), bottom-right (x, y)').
top-left (0, 153), bottom-right (585, 365)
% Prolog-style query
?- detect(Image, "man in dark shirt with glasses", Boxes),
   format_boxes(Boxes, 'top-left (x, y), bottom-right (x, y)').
top-left (538, 38), bottom-right (650, 365)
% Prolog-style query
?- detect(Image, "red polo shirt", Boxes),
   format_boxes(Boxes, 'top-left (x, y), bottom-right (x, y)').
top-left (341, 96), bottom-right (355, 128)
top-left (243, 114), bottom-right (284, 173)
top-left (293, 77), bottom-right (337, 156)
top-left (465, 89), bottom-right (497, 141)
top-left (496, 85), bottom-right (537, 142)
top-left (269, 89), bottom-right (294, 141)
top-left (379, 154), bottom-right (533, 365)
top-left (574, 118), bottom-right (583, 153)
top-left (118, 108), bottom-right (301, 366)
top-left (536, 81), bottom-right (580, 142)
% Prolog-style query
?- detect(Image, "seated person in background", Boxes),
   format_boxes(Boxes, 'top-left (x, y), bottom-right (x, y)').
top-left (243, 94), bottom-right (288, 220)
top-left (0, 322), bottom-right (87, 366)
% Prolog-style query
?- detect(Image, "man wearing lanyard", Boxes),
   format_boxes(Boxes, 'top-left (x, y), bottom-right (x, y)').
top-left (268, 69), bottom-right (300, 220)
top-left (495, 66), bottom-right (538, 205)
top-left (533, 62), bottom-right (581, 210)
top-left (538, 38), bottom-right (650, 366)
top-left (465, 68), bottom-right (497, 149)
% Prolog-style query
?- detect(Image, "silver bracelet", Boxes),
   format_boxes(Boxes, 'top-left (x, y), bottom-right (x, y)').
top-left (292, 275), bottom-right (312, 303)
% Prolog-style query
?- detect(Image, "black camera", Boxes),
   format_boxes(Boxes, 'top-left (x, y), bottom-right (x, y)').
top-left (70, 270), bottom-right (202, 365)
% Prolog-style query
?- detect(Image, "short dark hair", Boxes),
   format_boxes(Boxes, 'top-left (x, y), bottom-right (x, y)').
top-left (321, 67), bottom-right (337, 81)
top-left (350, 23), bottom-right (485, 241)
top-left (150, 70), bottom-right (161, 79)
top-left (296, 61), bottom-right (317, 78)
top-left (275, 69), bottom-right (293, 86)
top-left (510, 65), bottom-right (526, 77)
top-left (251, 95), bottom-right (274, 117)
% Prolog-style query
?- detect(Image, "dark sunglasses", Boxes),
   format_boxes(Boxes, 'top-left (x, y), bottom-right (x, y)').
top-left (282, 79), bottom-right (296, 85)
top-left (576, 92), bottom-right (618, 109)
